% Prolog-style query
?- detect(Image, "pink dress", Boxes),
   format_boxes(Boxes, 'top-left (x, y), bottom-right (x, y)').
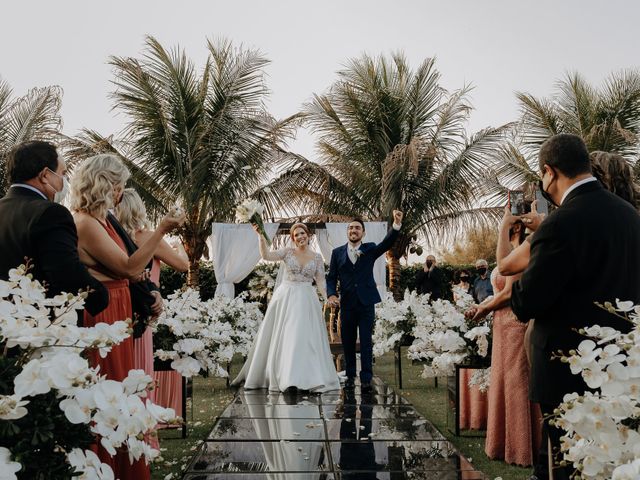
top-left (484, 270), bottom-right (542, 466)
top-left (150, 258), bottom-right (183, 422)
top-left (456, 284), bottom-right (488, 430)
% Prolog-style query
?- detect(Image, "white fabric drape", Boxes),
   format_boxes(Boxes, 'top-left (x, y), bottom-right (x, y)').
top-left (317, 222), bottom-right (388, 297)
top-left (210, 223), bottom-right (280, 298)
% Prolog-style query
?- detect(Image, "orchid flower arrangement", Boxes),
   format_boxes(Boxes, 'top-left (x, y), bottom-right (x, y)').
top-left (153, 289), bottom-right (262, 377)
top-left (552, 299), bottom-right (640, 479)
top-left (0, 264), bottom-right (177, 480)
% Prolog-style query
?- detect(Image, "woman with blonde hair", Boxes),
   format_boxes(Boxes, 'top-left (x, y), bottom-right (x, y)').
top-left (232, 222), bottom-right (340, 392)
top-left (115, 188), bottom-right (188, 423)
top-left (71, 154), bottom-right (183, 480)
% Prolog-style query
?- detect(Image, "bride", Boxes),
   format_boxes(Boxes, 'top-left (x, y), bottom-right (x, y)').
top-left (232, 223), bottom-right (340, 392)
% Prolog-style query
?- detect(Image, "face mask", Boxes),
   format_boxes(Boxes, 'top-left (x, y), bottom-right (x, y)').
top-left (426, 260), bottom-right (433, 268)
top-left (477, 267), bottom-right (487, 276)
top-left (46, 169), bottom-right (69, 204)
top-left (538, 167), bottom-right (559, 208)
top-left (460, 276), bottom-right (470, 282)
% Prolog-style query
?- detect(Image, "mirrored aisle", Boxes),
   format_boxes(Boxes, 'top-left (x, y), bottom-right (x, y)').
top-left (183, 378), bottom-right (485, 479)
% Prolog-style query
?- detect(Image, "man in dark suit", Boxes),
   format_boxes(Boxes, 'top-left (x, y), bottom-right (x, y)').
top-left (415, 254), bottom-right (442, 300)
top-left (0, 141), bottom-right (108, 315)
top-left (511, 134), bottom-right (640, 480)
top-left (327, 210), bottom-right (403, 392)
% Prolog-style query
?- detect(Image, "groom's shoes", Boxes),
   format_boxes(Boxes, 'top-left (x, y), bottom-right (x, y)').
top-left (344, 377), bottom-right (356, 389)
top-left (361, 382), bottom-right (373, 393)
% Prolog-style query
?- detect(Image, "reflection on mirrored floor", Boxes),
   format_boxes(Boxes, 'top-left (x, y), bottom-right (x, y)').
top-left (184, 382), bottom-right (485, 479)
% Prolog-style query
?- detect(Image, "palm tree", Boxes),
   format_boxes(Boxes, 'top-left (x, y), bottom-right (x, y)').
top-left (494, 70), bottom-right (640, 190)
top-left (257, 53), bottom-right (508, 298)
top-left (65, 36), bottom-right (297, 285)
top-left (0, 79), bottom-right (62, 195)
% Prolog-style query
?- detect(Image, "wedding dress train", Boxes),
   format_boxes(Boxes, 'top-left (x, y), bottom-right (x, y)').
top-left (232, 248), bottom-right (340, 392)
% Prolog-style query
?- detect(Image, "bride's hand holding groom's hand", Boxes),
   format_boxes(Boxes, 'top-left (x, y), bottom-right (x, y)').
top-left (327, 295), bottom-right (340, 307)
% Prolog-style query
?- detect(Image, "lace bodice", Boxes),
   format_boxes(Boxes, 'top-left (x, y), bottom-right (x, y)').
top-left (261, 247), bottom-right (327, 300)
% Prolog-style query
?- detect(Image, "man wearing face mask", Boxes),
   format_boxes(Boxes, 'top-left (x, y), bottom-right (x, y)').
top-left (472, 258), bottom-right (493, 303)
top-left (511, 133), bottom-right (640, 480)
top-left (0, 141), bottom-right (108, 315)
top-left (415, 255), bottom-right (442, 300)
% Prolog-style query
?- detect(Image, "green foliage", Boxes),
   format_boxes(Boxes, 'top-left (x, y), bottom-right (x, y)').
top-left (258, 53), bottom-right (507, 254)
top-left (0, 355), bottom-right (93, 480)
top-left (397, 264), bottom-right (477, 301)
top-left (0, 80), bottom-right (63, 196)
top-left (160, 261), bottom-right (476, 304)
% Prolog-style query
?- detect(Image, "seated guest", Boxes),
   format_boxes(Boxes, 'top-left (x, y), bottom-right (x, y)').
top-left (70, 154), bottom-right (183, 480)
top-left (0, 141), bottom-right (108, 315)
top-left (472, 258), bottom-right (493, 303)
top-left (415, 255), bottom-right (443, 300)
top-left (115, 188), bottom-right (188, 426)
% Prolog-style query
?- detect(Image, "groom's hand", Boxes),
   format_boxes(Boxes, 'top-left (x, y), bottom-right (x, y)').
top-left (393, 210), bottom-right (403, 225)
top-left (328, 295), bottom-right (340, 307)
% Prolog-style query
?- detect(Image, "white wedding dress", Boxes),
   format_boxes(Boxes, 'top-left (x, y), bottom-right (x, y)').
top-left (232, 248), bottom-right (340, 392)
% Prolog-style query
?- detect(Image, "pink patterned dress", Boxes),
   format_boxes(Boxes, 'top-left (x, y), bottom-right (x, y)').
top-left (484, 270), bottom-right (542, 466)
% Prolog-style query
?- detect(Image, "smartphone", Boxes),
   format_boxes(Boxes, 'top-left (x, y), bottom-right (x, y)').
top-left (509, 190), bottom-right (526, 215)
top-left (535, 188), bottom-right (549, 215)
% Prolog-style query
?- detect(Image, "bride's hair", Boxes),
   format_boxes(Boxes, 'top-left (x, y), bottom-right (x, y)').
top-left (290, 222), bottom-right (311, 242)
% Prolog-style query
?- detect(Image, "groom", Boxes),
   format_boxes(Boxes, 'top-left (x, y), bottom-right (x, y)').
top-left (327, 210), bottom-right (403, 392)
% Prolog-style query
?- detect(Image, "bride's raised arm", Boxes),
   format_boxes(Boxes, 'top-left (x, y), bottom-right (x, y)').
top-left (314, 253), bottom-right (328, 302)
top-left (255, 226), bottom-right (286, 262)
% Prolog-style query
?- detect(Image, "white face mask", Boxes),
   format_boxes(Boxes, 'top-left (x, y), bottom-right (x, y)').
top-left (46, 169), bottom-right (69, 204)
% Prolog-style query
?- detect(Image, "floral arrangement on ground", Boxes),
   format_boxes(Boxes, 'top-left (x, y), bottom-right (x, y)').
top-left (153, 288), bottom-right (263, 377)
top-left (373, 287), bottom-right (491, 379)
top-left (0, 263), bottom-right (177, 480)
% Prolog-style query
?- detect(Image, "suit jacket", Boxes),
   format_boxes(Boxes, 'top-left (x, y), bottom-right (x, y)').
top-left (327, 228), bottom-right (399, 307)
top-left (511, 181), bottom-right (640, 406)
top-left (416, 267), bottom-right (442, 300)
top-left (0, 186), bottom-right (109, 315)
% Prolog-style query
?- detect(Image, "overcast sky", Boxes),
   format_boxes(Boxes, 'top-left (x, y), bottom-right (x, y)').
top-left (2, 0), bottom-right (639, 161)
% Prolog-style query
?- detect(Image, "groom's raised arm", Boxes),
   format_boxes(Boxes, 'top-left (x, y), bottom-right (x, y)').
top-left (371, 209), bottom-right (403, 259)
top-left (327, 248), bottom-right (339, 298)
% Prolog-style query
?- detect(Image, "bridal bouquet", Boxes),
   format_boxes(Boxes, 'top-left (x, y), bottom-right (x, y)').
top-left (236, 198), bottom-right (270, 245)
top-left (407, 287), bottom-right (491, 378)
top-left (0, 263), bottom-right (177, 480)
top-left (552, 300), bottom-right (640, 479)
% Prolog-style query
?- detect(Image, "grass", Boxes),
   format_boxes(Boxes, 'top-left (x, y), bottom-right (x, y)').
top-left (375, 348), bottom-right (532, 480)
top-left (150, 352), bottom-right (531, 480)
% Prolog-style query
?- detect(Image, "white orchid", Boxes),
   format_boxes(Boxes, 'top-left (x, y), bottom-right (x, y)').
top-left (154, 288), bottom-right (262, 377)
top-left (0, 447), bottom-right (22, 479)
top-left (554, 300), bottom-right (640, 479)
top-left (0, 264), bottom-right (179, 475)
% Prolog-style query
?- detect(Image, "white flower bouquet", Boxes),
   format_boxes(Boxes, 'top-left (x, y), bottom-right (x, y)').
top-left (153, 289), bottom-right (262, 377)
top-left (0, 263), bottom-right (177, 480)
top-left (406, 287), bottom-right (492, 378)
top-left (552, 300), bottom-right (640, 479)
top-left (236, 198), bottom-right (270, 245)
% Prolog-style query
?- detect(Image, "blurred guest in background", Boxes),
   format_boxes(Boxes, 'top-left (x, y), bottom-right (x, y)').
top-left (472, 258), bottom-right (493, 303)
top-left (415, 254), bottom-right (442, 300)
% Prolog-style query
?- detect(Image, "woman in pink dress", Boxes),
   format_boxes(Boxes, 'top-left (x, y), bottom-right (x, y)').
top-left (115, 189), bottom-right (189, 425)
top-left (72, 155), bottom-right (184, 480)
top-left (471, 218), bottom-right (542, 467)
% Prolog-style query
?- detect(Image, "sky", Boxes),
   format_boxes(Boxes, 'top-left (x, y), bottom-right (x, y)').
top-left (2, 0), bottom-right (639, 260)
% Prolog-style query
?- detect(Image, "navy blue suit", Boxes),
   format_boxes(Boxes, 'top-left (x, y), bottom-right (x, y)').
top-left (327, 227), bottom-right (400, 382)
